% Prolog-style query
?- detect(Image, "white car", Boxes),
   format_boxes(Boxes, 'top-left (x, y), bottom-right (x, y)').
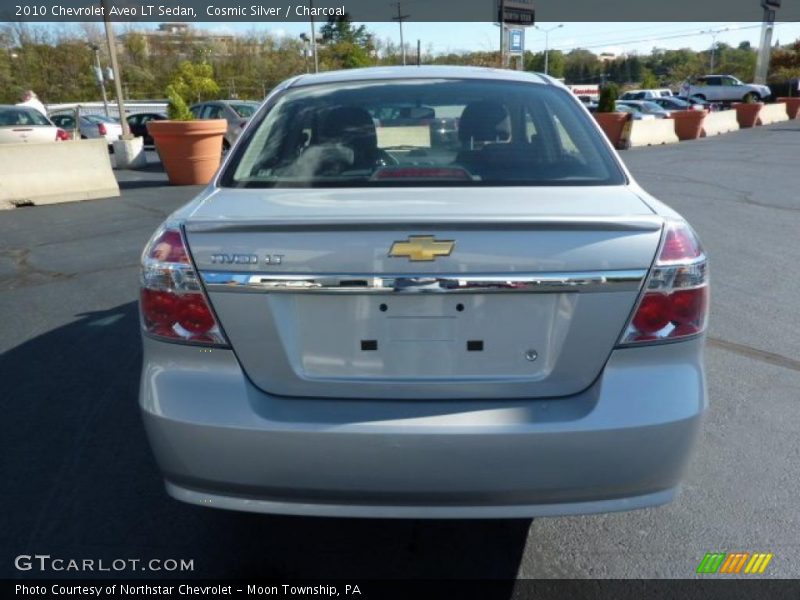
top-left (614, 102), bottom-right (656, 120)
top-left (51, 113), bottom-right (123, 146)
top-left (620, 89), bottom-right (674, 101)
top-left (680, 75), bottom-right (771, 103)
top-left (617, 100), bottom-right (672, 119)
top-left (0, 105), bottom-right (69, 144)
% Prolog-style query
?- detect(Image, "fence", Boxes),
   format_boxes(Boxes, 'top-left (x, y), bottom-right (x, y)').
top-left (45, 101), bottom-right (167, 119)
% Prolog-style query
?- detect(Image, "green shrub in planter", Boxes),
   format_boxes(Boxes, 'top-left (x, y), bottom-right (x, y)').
top-left (598, 83), bottom-right (619, 113)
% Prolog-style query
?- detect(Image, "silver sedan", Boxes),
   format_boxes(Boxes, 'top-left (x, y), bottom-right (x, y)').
top-left (139, 67), bottom-right (708, 518)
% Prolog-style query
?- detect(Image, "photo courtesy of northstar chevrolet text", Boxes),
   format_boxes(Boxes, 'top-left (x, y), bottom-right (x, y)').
top-left (2, 0), bottom-right (800, 594)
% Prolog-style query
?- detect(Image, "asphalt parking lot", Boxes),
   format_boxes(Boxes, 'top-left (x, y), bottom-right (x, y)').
top-left (2, 121), bottom-right (799, 580)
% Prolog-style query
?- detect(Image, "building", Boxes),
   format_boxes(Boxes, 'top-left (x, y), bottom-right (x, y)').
top-left (117, 23), bottom-right (240, 58)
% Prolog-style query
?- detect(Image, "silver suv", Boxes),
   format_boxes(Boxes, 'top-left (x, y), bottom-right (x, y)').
top-left (680, 75), bottom-right (771, 103)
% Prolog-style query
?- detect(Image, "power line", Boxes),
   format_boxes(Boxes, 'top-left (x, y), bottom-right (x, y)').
top-left (550, 23), bottom-right (765, 53)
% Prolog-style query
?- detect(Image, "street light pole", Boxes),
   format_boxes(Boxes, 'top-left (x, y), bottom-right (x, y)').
top-left (309, 0), bottom-right (319, 73)
top-left (90, 44), bottom-right (110, 117)
top-left (535, 24), bottom-right (563, 76)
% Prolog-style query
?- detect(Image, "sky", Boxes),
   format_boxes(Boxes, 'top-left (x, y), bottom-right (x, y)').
top-left (186, 21), bottom-right (800, 56)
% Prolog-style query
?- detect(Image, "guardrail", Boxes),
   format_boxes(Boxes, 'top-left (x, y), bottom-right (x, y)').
top-left (46, 101), bottom-right (167, 119)
top-left (757, 103), bottom-right (789, 126)
top-left (628, 119), bottom-right (679, 147)
top-left (0, 139), bottom-right (119, 209)
top-left (701, 110), bottom-right (740, 137)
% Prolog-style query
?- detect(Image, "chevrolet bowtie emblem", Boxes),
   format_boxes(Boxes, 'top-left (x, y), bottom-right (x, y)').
top-left (389, 236), bottom-right (455, 262)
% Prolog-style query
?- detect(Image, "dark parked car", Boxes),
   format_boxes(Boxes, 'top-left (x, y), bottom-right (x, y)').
top-left (651, 97), bottom-right (706, 112)
top-left (127, 112), bottom-right (167, 146)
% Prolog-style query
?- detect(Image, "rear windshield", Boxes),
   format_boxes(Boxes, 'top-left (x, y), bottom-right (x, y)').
top-left (0, 108), bottom-right (51, 126)
top-left (84, 114), bottom-right (118, 123)
top-left (221, 79), bottom-right (625, 188)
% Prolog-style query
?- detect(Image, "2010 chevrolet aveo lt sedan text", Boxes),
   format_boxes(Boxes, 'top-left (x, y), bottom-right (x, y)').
top-left (139, 66), bottom-right (708, 518)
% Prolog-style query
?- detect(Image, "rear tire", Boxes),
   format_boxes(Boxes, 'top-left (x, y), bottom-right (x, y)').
top-left (222, 140), bottom-right (231, 156)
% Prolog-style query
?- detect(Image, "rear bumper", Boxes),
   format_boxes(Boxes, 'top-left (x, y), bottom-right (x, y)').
top-left (139, 337), bottom-right (706, 518)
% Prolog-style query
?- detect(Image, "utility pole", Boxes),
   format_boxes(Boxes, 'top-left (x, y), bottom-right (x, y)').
top-left (755, 0), bottom-right (781, 85)
top-left (100, 0), bottom-right (130, 137)
top-left (416, 39), bottom-right (421, 66)
top-left (392, 2), bottom-right (409, 65)
top-left (90, 44), bottom-right (110, 117)
top-left (700, 27), bottom-right (729, 72)
top-left (498, 0), bottom-right (505, 68)
top-left (308, 0), bottom-right (319, 73)
top-left (300, 33), bottom-right (310, 73)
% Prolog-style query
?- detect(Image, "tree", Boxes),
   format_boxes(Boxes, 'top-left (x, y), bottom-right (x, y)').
top-left (769, 39), bottom-right (800, 85)
top-left (168, 60), bottom-right (220, 104)
top-left (318, 14), bottom-right (375, 70)
top-left (564, 49), bottom-right (599, 83)
top-left (641, 68), bottom-right (660, 89)
top-left (713, 42), bottom-right (757, 82)
top-left (524, 49), bottom-right (564, 78)
top-left (320, 15), bottom-right (371, 47)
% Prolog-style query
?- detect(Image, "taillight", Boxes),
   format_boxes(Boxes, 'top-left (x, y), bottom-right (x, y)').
top-left (619, 220), bottom-right (709, 345)
top-left (139, 224), bottom-right (227, 346)
top-left (55, 128), bottom-right (70, 141)
top-left (98, 123), bottom-right (107, 135)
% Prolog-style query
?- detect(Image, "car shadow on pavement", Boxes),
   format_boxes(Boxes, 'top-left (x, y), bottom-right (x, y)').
top-left (1, 302), bottom-right (530, 583)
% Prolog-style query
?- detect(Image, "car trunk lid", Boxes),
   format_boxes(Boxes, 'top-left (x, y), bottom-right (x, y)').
top-left (185, 186), bottom-right (662, 399)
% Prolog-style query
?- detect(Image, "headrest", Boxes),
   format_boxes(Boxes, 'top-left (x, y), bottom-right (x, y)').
top-left (458, 101), bottom-right (511, 147)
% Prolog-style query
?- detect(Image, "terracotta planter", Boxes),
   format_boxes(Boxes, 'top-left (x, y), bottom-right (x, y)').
top-left (593, 112), bottom-right (632, 150)
top-left (147, 119), bottom-right (227, 185)
top-left (732, 102), bottom-right (763, 129)
top-left (669, 109), bottom-right (708, 141)
top-left (777, 97), bottom-right (800, 120)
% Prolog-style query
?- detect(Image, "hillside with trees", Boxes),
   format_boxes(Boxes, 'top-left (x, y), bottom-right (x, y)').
top-left (1, 19), bottom-right (798, 105)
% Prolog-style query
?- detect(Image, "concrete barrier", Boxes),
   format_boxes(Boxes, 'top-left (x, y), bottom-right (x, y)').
top-left (701, 110), bottom-right (740, 137)
top-left (757, 103), bottom-right (790, 126)
top-left (628, 118), bottom-right (679, 148)
top-left (0, 139), bottom-right (119, 209)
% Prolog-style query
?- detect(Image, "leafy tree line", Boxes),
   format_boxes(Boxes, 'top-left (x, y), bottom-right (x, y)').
top-left (1, 20), bottom-right (798, 105)
top-left (522, 41), bottom-right (773, 87)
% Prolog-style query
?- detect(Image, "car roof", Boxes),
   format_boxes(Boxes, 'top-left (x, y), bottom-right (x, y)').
top-left (0, 104), bottom-right (39, 111)
top-left (288, 66), bottom-right (554, 88)
top-left (206, 100), bottom-right (259, 105)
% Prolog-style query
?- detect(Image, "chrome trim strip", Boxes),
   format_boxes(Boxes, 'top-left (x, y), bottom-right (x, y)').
top-left (185, 217), bottom-right (663, 234)
top-left (200, 269), bottom-right (647, 295)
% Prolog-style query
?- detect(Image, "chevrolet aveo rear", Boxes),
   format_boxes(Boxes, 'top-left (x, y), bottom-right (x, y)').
top-left (139, 67), bottom-right (708, 518)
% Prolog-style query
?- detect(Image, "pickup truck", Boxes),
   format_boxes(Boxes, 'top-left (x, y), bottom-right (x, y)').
top-left (680, 75), bottom-right (771, 103)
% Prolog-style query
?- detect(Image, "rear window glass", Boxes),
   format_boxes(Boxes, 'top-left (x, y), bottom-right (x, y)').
top-left (222, 79), bottom-right (625, 188)
top-left (84, 115), bottom-right (118, 123)
top-left (0, 108), bottom-right (50, 126)
top-left (231, 103), bottom-right (258, 118)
